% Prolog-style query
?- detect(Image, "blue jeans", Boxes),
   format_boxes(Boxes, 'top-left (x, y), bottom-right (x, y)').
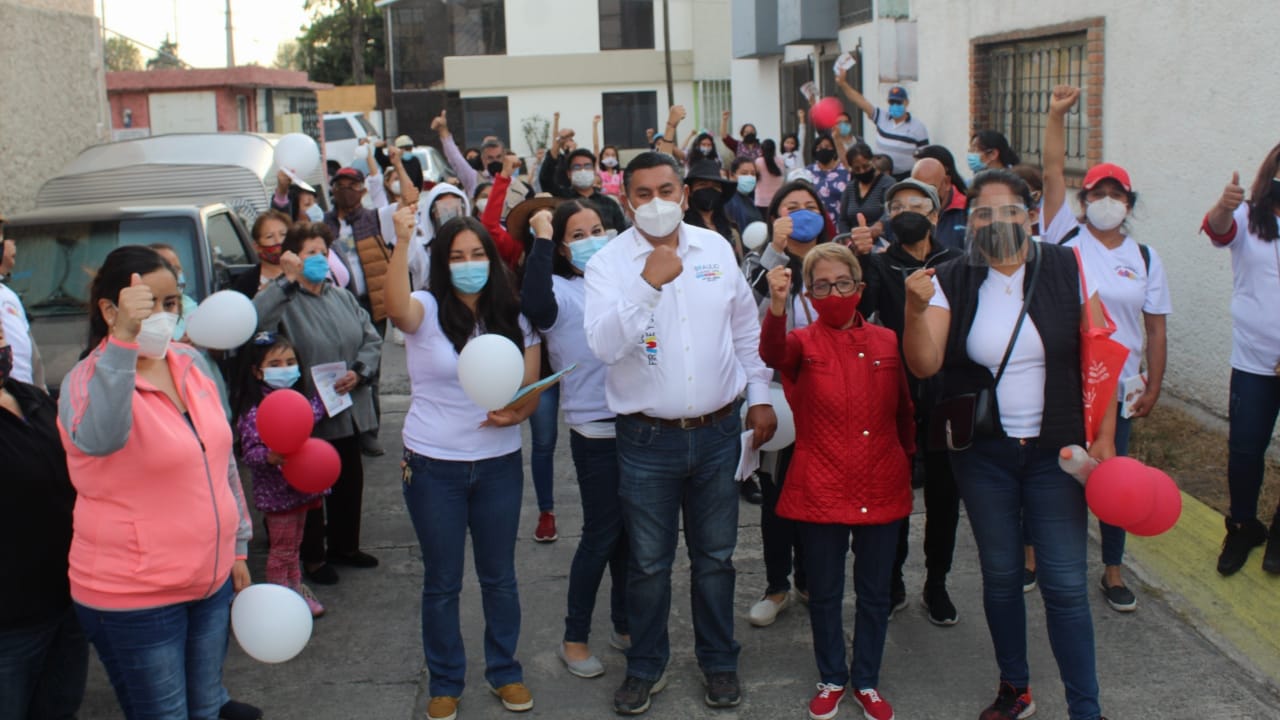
top-left (950, 438), bottom-right (1100, 720)
top-left (0, 606), bottom-right (88, 720)
top-left (74, 579), bottom-right (234, 720)
top-left (798, 520), bottom-right (900, 689)
top-left (564, 430), bottom-right (629, 643)
top-left (529, 384), bottom-right (560, 513)
top-left (402, 450), bottom-right (524, 697)
top-left (616, 412), bottom-right (742, 681)
top-left (1228, 369), bottom-right (1280, 524)
top-left (1099, 408), bottom-right (1133, 567)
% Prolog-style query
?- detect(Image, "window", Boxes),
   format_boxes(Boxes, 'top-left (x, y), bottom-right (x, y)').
top-left (778, 60), bottom-right (813, 146)
top-left (461, 96), bottom-right (510, 150)
top-left (839, 0), bottom-right (873, 27)
top-left (206, 212), bottom-right (250, 268)
top-left (447, 0), bottom-right (506, 56)
top-left (602, 91), bottom-right (658, 148)
top-left (324, 117), bottom-right (355, 142)
top-left (817, 53), bottom-right (863, 139)
top-left (696, 79), bottom-right (732, 134)
top-left (236, 96), bottom-right (249, 132)
top-left (599, 0), bottom-right (655, 51)
top-left (390, 0), bottom-right (505, 92)
top-left (974, 31), bottom-right (1091, 172)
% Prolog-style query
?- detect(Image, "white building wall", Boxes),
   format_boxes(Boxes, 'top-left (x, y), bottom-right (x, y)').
top-left (910, 0), bottom-right (1280, 419)
top-left (504, 0), bottom-right (601, 56)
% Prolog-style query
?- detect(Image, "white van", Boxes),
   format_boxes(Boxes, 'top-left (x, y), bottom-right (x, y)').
top-left (322, 112), bottom-right (379, 172)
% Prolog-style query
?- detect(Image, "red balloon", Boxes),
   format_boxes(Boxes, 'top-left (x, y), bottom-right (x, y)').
top-left (1128, 467), bottom-right (1182, 536)
top-left (282, 438), bottom-right (340, 494)
top-left (811, 97), bottom-right (845, 130)
top-left (1085, 457), bottom-right (1156, 528)
top-left (256, 389), bottom-right (314, 455)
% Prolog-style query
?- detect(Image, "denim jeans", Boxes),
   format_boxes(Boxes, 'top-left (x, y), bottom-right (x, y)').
top-left (1228, 369), bottom-right (1280, 524)
top-left (529, 384), bottom-right (560, 513)
top-left (74, 579), bottom-right (234, 720)
top-left (1099, 408), bottom-right (1133, 567)
top-left (759, 445), bottom-right (806, 595)
top-left (0, 606), bottom-right (88, 720)
top-left (798, 520), bottom-right (900, 689)
top-left (616, 412), bottom-right (741, 681)
top-left (950, 438), bottom-right (1100, 720)
top-left (402, 450), bottom-right (524, 697)
top-left (564, 430), bottom-right (629, 643)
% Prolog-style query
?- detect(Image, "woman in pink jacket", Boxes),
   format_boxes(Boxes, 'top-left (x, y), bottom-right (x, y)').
top-left (58, 245), bottom-right (253, 720)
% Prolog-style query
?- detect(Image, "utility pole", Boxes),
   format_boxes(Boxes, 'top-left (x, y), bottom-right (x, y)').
top-left (225, 0), bottom-right (235, 67)
top-left (662, 0), bottom-right (673, 108)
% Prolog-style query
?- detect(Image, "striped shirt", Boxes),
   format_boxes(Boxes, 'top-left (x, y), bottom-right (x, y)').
top-left (871, 108), bottom-right (930, 175)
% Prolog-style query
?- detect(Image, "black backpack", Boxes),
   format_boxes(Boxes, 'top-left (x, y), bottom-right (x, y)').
top-left (1056, 226), bottom-right (1151, 272)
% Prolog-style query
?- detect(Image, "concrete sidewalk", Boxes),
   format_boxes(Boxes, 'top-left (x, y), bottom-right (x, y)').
top-left (76, 346), bottom-right (1280, 719)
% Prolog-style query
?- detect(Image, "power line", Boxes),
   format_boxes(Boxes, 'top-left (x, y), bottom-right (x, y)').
top-left (103, 26), bottom-right (191, 69)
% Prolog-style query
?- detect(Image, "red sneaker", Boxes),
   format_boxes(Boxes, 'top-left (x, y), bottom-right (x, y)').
top-left (979, 681), bottom-right (1036, 720)
top-left (808, 683), bottom-right (845, 720)
top-left (853, 688), bottom-right (894, 720)
top-left (534, 511), bottom-right (558, 543)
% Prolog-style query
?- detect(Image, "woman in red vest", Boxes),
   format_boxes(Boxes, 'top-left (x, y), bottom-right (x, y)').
top-left (759, 243), bottom-right (915, 720)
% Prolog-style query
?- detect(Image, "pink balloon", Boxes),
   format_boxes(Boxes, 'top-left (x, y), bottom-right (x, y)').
top-left (811, 97), bottom-right (845, 130)
top-left (256, 389), bottom-right (314, 455)
top-left (1085, 457), bottom-right (1156, 528)
top-left (282, 438), bottom-right (340, 494)
top-left (1128, 468), bottom-right (1182, 536)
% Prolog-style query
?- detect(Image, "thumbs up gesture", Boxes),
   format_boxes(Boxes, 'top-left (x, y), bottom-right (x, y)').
top-left (112, 273), bottom-right (156, 343)
top-left (849, 213), bottom-right (875, 255)
top-left (1219, 171), bottom-right (1245, 213)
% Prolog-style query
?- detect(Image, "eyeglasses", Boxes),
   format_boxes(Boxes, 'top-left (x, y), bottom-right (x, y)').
top-left (810, 279), bottom-right (862, 298)
top-left (252, 331), bottom-right (279, 346)
top-left (967, 204), bottom-right (1028, 223)
top-left (887, 199), bottom-right (935, 215)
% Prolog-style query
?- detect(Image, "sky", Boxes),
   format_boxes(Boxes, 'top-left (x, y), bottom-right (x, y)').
top-left (99, 0), bottom-right (312, 69)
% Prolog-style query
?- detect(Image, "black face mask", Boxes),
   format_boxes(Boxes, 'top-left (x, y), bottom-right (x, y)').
top-left (467, 156), bottom-right (483, 171)
top-left (1270, 178), bottom-right (1280, 204)
top-left (889, 212), bottom-right (933, 246)
top-left (690, 187), bottom-right (723, 212)
top-left (0, 345), bottom-right (11, 386)
top-left (814, 148), bottom-right (837, 165)
top-left (486, 160), bottom-right (503, 177)
top-left (853, 169), bottom-right (877, 184)
top-left (743, 133), bottom-right (758, 145)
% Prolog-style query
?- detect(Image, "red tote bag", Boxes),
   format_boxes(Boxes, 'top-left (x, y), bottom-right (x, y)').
top-left (1074, 247), bottom-right (1130, 445)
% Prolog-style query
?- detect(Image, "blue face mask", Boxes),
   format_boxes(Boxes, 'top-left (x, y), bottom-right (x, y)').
top-left (837, 121), bottom-right (853, 137)
top-left (788, 209), bottom-right (825, 242)
top-left (736, 175), bottom-right (756, 195)
top-left (263, 365), bottom-right (302, 389)
top-left (305, 204), bottom-right (325, 222)
top-left (302, 253), bottom-right (330, 283)
top-left (888, 103), bottom-right (906, 120)
top-left (967, 152), bottom-right (987, 174)
top-left (568, 233), bottom-right (612, 272)
top-left (450, 260), bottom-right (489, 294)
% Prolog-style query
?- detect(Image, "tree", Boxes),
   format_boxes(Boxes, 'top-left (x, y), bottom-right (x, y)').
top-left (296, 1), bottom-right (384, 86)
top-left (146, 36), bottom-right (184, 70)
top-left (274, 40), bottom-right (302, 71)
top-left (104, 35), bottom-right (142, 72)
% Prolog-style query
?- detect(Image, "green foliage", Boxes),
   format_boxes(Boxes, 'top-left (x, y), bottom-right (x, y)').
top-left (105, 35), bottom-right (142, 72)
top-left (274, 40), bottom-right (303, 71)
top-left (522, 115), bottom-right (551, 152)
top-left (146, 37), bottom-right (184, 70)
top-left (296, 0), bottom-right (385, 86)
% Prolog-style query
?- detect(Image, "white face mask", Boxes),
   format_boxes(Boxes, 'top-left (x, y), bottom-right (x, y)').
top-left (475, 199), bottom-right (488, 213)
top-left (390, 180), bottom-right (402, 196)
top-left (1085, 197), bottom-right (1128, 232)
top-left (632, 197), bottom-right (684, 238)
top-left (136, 312), bottom-right (179, 358)
top-left (571, 169), bottom-right (596, 189)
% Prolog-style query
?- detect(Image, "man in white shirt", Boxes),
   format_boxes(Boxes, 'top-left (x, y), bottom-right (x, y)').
top-left (584, 152), bottom-right (776, 715)
top-left (0, 214), bottom-right (39, 385)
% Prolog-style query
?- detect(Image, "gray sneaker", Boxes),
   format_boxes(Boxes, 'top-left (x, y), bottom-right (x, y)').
top-left (557, 644), bottom-right (605, 678)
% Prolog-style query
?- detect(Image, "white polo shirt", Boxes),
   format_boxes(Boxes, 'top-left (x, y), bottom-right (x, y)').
top-left (872, 107), bottom-right (930, 175)
top-left (1214, 204), bottom-right (1280, 376)
top-left (584, 223), bottom-right (771, 419)
top-left (0, 283), bottom-right (34, 384)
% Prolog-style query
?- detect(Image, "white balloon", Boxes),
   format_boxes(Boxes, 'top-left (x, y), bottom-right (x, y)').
top-left (457, 334), bottom-right (525, 411)
top-left (274, 133), bottom-right (321, 178)
top-left (231, 584), bottom-right (313, 663)
top-left (742, 383), bottom-right (795, 452)
top-left (186, 290), bottom-right (258, 350)
top-left (742, 221), bottom-right (769, 252)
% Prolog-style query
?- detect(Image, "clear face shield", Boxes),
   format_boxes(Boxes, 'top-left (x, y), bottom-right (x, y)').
top-left (964, 203), bottom-right (1033, 267)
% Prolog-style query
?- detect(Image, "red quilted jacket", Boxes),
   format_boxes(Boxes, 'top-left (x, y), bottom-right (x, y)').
top-left (760, 311), bottom-right (915, 525)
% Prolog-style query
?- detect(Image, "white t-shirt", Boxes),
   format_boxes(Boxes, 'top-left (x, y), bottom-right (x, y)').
top-left (543, 275), bottom-right (613, 432)
top-left (402, 291), bottom-right (539, 461)
top-left (1215, 204), bottom-right (1280, 376)
top-left (1062, 227), bottom-right (1172, 385)
top-left (0, 283), bottom-right (34, 384)
top-left (337, 219), bottom-right (368, 296)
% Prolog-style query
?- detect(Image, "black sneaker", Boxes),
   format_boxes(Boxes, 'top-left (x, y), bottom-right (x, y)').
top-left (1264, 519), bottom-right (1280, 575)
top-left (1217, 518), bottom-right (1267, 576)
top-left (328, 550), bottom-right (380, 568)
top-left (922, 583), bottom-right (959, 626)
top-left (888, 575), bottom-right (907, 619)
top-left (614, 674), bottom-right (667, 715)
top-left (703, 671), bottom-right (742, 708)
top-left (1022, 567), bottom-right (1037, 593)
top-left (219, 700), bottom-right (263, 720)
top-left (740, 474), bottom-right (764, 505)
top-left (304, 562), bottom-right (339, 585)
top-left (1099, 577), bottom-right (1137, 612)
top-left (978, 681), bottom-right (1035, 720)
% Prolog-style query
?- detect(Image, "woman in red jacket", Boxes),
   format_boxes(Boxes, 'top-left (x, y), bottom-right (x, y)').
top-left (759, 243), bottom-right (914, 720)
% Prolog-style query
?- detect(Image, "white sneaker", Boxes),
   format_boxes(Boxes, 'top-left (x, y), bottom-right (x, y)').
top-left (748, 591), bottom-right (792, 627)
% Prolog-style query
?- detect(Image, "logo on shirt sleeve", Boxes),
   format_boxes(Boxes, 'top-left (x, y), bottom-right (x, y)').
top-left (642, 315), bottom-right (659, 366)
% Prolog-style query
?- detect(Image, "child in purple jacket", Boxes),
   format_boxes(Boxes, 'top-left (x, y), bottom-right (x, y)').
top-left (235, 332), bottom-right (327, 617)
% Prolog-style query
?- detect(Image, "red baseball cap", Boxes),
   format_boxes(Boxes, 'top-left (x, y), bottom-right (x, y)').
top-left (1082, 163), bottom-right (1132, 192)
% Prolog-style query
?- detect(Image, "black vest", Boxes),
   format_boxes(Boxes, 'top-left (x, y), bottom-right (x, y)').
top-left (935, 242), bottom-right (1085, 449)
